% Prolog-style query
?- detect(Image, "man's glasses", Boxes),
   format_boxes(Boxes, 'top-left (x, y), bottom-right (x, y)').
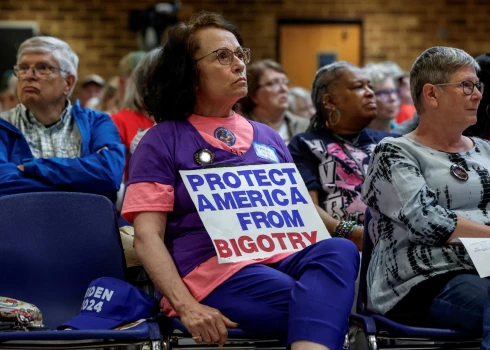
top-left (375, 89), bottom-right (399, 102)
top-left (258, 78), bottom-right (292, 92)
top-left (195, 48), bottom-right (251, 65)
top-left (13, 63), bottom-right (67, 78)
top-left (434, 80), bottom-right (484, 95)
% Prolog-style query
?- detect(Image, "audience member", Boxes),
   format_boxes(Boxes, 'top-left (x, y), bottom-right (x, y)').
top-left (89, 76), bottom-right (120, 114)
top-left (361, 46), bottom-right (490, 346)
top-left (0, 36), bottom-right (124, 202)
top-left (288, 86), bottom-right (315, 119)
top-left (288, 62), bottom-right (396, 250)
top-left (467, 53), bottom-right (490, 139)
top-left (382, 61), bottom-right (416, 124)
top-left (393, 52), bottom-right (490, 139)
top-left (0, 71), bottom-right (18, 112)
top-left (78, 74), bottom-right (105, 108)
top-left (122, 13), bottom-right (359, 350)
top-left (363, 63), bottom-right (400, 132)
top-left (118, 51), bottom-right (146, 105)
top-left (240, 59), bottom-right (309, 144)
top-left (111, 49), bottom-right (159, 180)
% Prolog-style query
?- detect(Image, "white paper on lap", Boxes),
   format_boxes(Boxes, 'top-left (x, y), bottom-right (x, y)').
top-left (180, 163), bottom-right (331, 264)
top-left (453, 238), bottom-right (490, 278)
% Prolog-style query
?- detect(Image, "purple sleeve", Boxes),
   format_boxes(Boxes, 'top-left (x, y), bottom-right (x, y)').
top-left (127, 124), bottom-right (176, 186)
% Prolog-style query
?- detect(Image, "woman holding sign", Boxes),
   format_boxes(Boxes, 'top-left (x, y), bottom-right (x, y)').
top-left (362, 47), bottom-right (490, 346)
top-left (122, 12), bottom-right (359, 350)
top-left (288, 62), bottom-right (396, 250)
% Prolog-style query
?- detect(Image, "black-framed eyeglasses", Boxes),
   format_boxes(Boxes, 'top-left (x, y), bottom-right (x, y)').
top-left (258, 78), bottom-right (292, 91)
top-left (375, 89), bottom-right (399, 102)
top-left (195, 48), bottom-right (251, 65)
top-left (13, 63), bottom-right (67, 78)
top-left (434, 80), bottom-right (484, 95)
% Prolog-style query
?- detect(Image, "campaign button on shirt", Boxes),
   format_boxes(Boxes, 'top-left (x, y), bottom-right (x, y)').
top-left (214, 127), bottom-right (236, 146)
top-left (253, 142), bottom-right (279, 163)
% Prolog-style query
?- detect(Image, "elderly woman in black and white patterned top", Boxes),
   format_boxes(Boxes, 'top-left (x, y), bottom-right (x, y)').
top-left (362, 46), bottom-right (490, 347)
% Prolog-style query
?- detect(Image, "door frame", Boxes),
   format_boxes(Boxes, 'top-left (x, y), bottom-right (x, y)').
top-left (276, 18), bottom-right (364, 66)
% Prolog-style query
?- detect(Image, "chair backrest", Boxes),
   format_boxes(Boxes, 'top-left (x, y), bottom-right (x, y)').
top-left (356, 208), bottom-right (374, 315)
top-left (0, 192), bottom-right (126, 330)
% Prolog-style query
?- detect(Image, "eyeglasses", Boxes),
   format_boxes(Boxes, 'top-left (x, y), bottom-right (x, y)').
top-left (375, 89), bottom-right (399, 102)
top-left (258, 78), bottom-right (292, 91)
top-left (434, 80), bottom-right (484, 95)
top-left (13, 63), bottom-right (67, 78)
top-left (195, 48), bottom-right (251, 65)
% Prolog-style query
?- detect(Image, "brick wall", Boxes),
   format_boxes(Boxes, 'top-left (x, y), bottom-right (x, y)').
top-left (1, 0), bottom-right (489, 93)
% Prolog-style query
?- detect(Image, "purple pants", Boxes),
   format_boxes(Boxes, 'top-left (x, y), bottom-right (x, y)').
top-left (201, 238), bottom-right (360, 350)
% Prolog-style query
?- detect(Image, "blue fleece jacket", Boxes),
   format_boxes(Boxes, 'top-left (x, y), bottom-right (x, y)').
top-left (0, 101), bottom-right (125, 202)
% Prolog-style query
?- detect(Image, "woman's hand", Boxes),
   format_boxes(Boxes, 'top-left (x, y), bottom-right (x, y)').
top-left (178, 302), bottom-right (238, 346)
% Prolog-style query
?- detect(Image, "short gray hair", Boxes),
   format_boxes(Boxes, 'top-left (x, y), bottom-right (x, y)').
top-left (288, 87), bottom-right (311, 111)
top-left (17, 36), bottom-right (79, 97)
top-left (410, 46), bottom-right (479, 113)
top-left (123, 48), bottom-right (162, 113)
top-left (363, 63), bottom-right (394, 91)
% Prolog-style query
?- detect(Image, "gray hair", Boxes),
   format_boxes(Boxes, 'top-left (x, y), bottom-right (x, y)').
top-left (379, 61), bottom-right (405, 80)
top-left (122, 48), bottom-right (162, 113)
top-left (410, 46), bottom-right (479, 113)
top-left (288, 87), bottom-right (311, 111)
top-left (17, 36), bottom-right (79, 97)
top-left (309, 61), bottom-right (358, 131)
top-left (363, 63), bottom-right (394, 91)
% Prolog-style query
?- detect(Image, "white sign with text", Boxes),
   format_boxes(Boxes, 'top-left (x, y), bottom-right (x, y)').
top-left (180, 164), bottom-right (331, 263)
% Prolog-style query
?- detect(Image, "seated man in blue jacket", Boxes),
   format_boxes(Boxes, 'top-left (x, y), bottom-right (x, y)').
top-left (0, 36), bottom-right (124, 202)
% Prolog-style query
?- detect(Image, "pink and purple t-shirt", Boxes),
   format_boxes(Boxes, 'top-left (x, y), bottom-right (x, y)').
top-left (122, 112), bottom-right (294, 315)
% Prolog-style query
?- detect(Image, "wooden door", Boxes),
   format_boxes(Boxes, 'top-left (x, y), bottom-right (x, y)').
top-left (279, 22), bottom-right (362, 90)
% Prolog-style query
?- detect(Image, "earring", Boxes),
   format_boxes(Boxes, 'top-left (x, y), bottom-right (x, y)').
top-left (329, 109), bottom-right (341, 126)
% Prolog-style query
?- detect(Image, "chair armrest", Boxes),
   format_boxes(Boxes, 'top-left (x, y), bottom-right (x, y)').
top-left (349, 313), bottom-right (378, 335)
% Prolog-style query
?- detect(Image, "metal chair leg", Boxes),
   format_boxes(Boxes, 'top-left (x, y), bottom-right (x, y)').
top-left (367, 335), bottom-right (378, 350)
top-left (161, 334), bottom-right (171, 350)
top-left (151, 340), bottom-right (162, 350)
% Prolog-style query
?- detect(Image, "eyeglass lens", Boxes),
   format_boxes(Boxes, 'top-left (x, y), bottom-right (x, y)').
top-left (463, 81), bottom-right (484, 95)
top-left (216, 49), bottom-right (250, 65)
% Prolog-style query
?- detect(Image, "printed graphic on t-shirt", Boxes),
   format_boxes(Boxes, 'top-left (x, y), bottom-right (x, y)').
top-left (304, 139), bottom-right (375, 224)
top-left (214, 127), bottom-right (236, 146)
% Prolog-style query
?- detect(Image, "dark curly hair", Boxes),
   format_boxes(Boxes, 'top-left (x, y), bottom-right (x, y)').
top-left (142, 12), bottom-right (244, 123)
top-left (464, 53), bottom-right (490, 138)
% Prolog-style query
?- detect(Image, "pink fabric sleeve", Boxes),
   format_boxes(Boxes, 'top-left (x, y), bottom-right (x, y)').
top-left (122, 182), bottom-right (175, 223)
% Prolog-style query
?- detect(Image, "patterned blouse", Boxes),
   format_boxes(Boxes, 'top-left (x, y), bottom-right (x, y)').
top-left (361, 135), bottom-right (490, 315)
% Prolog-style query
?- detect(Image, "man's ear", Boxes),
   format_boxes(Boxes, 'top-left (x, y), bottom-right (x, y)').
top-left (421, 83), bottom-right (440, 109)
top-left (64, 74), bottom-right (76, 96)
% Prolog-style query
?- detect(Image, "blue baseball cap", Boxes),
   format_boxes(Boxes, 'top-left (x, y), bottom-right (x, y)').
top-left (58, 277), bottom-right (159, 330)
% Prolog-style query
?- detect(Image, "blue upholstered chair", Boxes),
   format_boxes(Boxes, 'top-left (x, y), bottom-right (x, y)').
top-left (0, 192), bottom-right (162, 349)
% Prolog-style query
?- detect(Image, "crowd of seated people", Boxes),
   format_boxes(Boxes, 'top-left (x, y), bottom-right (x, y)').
top-left (2, 10), bottom-right (490, 350)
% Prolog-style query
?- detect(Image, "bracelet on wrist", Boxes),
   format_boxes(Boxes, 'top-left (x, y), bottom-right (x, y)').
top-left (334, 220), bottom-right (357, 238)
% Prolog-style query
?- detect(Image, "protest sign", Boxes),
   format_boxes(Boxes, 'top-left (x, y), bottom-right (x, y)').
top-left (181, 164), bottom-right (331, 263)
